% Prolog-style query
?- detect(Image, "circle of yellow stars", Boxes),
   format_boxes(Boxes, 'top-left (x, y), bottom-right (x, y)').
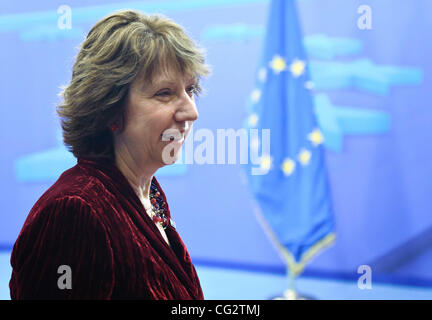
top-left (247, 54), bottom-right (323, 177)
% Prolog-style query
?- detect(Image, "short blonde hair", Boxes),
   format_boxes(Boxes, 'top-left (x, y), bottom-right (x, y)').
top-left (57, 10), bottom-right (211, 161)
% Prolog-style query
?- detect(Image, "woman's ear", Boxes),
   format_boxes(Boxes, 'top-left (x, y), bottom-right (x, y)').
top-left (110, 113), bottom-right (126, 133)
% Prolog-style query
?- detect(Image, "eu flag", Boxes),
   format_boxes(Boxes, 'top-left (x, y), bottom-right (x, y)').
top-left (244, 0), bottom-right (335, 280)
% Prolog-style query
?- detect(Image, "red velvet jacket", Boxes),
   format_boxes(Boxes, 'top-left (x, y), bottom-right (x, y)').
top-left (9, 157), bottom-right (204, 300)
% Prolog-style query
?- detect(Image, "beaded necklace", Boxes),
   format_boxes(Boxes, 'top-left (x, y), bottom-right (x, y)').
top-left (145, 182), bottom-right (169, 229)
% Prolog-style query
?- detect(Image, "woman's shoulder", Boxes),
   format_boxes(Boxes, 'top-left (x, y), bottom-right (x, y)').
top-left (42, 165), bottom-right (96, 199)
top-left (17, 164), bottom-right (115, 242)
top-left (31, 163), bottom-right (114, 218)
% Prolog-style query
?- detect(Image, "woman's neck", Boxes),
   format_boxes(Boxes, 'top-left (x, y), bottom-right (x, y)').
top-left (114, 150), bottom-right (157, 203)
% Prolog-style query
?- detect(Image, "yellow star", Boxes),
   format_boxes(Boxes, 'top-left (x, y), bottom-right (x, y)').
top-left (281, 158), bottom-right (296, 176)
top-left (270, 55), bottom-right (286, 73)
top-left (298, 149), bottom-right (311, 166)
top-left (308, 128), bottom-right (324, 146)
top-left (248, 113), bottom-right (259, 127)
top-left (289, 59), bottom-right (306, 78)
top-left (250, 89), bottom-right (261, 103)
top-left (260, 155), bottom-right (272, 171)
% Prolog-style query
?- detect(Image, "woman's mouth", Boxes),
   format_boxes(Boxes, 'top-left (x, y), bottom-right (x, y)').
top-left (161, 129), bottom-right (185, 142)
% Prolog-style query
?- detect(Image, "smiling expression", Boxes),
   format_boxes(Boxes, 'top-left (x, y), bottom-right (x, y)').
top-left (114, 66), bottom-right (200, 168)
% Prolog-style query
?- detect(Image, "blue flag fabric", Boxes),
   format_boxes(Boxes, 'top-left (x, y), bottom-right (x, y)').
top-left (245, 0), bottom-right (335, 276)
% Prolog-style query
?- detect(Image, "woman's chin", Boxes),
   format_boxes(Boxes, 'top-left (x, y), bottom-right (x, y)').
top-left (160, 143), bottom-right (183, 165)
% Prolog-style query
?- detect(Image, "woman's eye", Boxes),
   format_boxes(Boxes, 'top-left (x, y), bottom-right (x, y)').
top-left (156, 90), bottom-right (171, 97)
top-left (187, 84), bottom-right (200, 96)
top-left (155, 84), bottom-right (200, 98)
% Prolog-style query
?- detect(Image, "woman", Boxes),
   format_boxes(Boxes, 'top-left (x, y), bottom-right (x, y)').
top-left (9, 9), bottom-right (210, 299)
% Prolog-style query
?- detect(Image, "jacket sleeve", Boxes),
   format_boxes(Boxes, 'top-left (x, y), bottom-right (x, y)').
top-left (9, 196), bottom-right (115, 299)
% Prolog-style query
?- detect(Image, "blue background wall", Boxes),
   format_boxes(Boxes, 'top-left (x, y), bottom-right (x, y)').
top-left (1, 0), bottom-right (431, 287)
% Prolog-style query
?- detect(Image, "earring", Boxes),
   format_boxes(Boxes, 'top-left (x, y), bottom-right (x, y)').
top-left (110, 123), bottom-right (119, 132)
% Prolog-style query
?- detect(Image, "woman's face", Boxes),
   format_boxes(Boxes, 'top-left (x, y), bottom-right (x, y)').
top-left (114, 67), bottom-right (199, 169)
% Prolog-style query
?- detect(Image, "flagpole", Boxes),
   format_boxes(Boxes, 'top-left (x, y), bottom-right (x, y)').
top-left (253, 202), bottom-right (335, 300)
top-left (284, 266), bottom-right (297, 300)
top-left (253, 204), bottom-right (300, 300)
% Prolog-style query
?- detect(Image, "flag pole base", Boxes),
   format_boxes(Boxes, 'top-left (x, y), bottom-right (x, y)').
top-left (270, 289), bottom-right (316, 300)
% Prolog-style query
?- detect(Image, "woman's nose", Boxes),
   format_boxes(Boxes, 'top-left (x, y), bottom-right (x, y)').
top-left (175, 93), bottom-right (199, 123)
